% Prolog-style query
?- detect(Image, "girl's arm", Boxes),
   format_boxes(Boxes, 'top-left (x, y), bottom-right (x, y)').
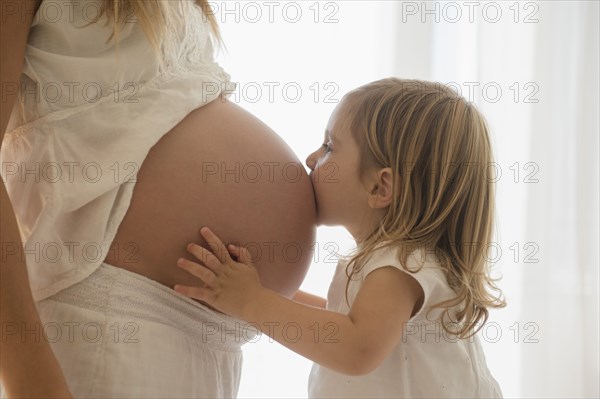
top-left (292, 290), bottom-right (327, 308)
top-left (175, 228), bottom-right (424, 376)
top-left (1, 1), bottom-right (73, 396)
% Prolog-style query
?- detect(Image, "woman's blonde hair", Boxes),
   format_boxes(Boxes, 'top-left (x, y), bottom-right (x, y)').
top-left (82, 0), bottom-right (221, 59)
top-left (343, 78), bottom-right (506, 339)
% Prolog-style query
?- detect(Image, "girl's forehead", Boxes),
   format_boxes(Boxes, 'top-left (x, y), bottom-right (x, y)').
top-left (328, 100), bottom-right (353, 135)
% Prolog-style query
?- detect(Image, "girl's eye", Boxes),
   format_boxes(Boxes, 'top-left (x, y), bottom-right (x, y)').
top-left (322, 143), bottom-right (332, 153)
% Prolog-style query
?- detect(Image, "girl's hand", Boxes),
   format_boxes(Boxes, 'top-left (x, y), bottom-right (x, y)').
top-left (174, 227), bottom-right (263, 320)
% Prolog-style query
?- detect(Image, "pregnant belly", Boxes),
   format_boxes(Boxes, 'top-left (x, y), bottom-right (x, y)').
top-left (103, 98), bottom-right (317, 297)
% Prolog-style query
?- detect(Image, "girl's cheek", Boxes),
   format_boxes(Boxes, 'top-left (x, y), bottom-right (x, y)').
top-left (321, 161), bottom-right (336, 182)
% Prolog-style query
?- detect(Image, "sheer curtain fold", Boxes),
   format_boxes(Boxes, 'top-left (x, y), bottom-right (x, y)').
top-left (522, 2), bottom-right (599, 397)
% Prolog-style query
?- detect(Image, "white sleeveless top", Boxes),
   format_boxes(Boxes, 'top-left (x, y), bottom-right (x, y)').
top-left (308, 246), bottom-right (503, 398)
top-left (0, 0), bottom-right (236, 301)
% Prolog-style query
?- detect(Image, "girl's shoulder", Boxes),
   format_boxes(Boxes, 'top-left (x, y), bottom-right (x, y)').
top-left (360, 245), bottom-right (457, 321)
top-left (358, 244), bottom-right (451, 295)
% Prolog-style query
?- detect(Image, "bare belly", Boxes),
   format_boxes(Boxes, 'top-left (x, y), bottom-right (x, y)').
top-left (103, 98), bottom-right (317, 297)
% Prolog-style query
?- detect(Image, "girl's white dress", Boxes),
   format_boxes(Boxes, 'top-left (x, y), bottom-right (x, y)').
top-left (308, 246), bottom-right (503, 398)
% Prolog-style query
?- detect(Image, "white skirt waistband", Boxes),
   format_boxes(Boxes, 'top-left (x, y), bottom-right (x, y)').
top-left (47, 261), bottom-right (259, 351)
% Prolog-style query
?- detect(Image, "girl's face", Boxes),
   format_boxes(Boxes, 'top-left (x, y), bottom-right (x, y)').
top-left (305, 102), bottom-right (378, 241)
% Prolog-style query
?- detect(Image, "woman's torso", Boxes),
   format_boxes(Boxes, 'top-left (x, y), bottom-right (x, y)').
top-left (2, 0), bottom-right (316, 300)
top-left (103, 96), bottom-right (317, 297)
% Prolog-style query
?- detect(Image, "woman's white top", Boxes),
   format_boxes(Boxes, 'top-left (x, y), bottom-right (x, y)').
top-left (308, 246), bottom-right (503, 398)
top-left (0, 0), bottom-right (235, 301)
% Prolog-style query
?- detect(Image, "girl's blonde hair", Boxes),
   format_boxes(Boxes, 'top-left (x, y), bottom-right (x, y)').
top-left (82, 0), bottom-right (221, 59)
top-left (343, 78), bottom-right (506, 339)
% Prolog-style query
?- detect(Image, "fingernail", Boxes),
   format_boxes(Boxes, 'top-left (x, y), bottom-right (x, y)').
top-left (201, 227), bottom-right (209, 234)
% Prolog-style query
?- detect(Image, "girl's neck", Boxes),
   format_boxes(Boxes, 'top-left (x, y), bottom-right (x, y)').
top-left (350, 227), bottom-right (376, 246)
top-left (348, 214), bottom-right (385, 246)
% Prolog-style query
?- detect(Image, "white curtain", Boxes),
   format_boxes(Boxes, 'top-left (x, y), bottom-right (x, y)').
top-left (217, 1), bottom-right (599, 398)
top-left (520, 2), bottom-right (599, 397)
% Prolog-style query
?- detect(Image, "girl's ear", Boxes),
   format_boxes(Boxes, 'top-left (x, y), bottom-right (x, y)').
top-left (368, 167), bottom-right (397, 209)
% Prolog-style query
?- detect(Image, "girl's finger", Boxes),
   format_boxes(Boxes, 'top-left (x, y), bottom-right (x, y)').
top-left (228, 245), bottom-right (254, 266)
top-left (177, 258), bottom-right (218, 287)
top-left (186, 243), bottom-right (223, 274)
top-left (174, 284), bottom-right (215, 304)
top-left (199, 227), bottom-right (230, 264)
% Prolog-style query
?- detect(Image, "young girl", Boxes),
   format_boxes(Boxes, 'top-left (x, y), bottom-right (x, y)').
top-left (174, 78), bottom-right (506, 398)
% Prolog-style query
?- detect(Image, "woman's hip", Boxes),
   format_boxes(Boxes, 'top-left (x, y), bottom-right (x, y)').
top-left (34, 262), bottom-right (257, 398)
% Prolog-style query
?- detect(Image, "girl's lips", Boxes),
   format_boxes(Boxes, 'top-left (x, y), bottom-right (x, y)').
top-left (307, 173), bottom-right (319, 208)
